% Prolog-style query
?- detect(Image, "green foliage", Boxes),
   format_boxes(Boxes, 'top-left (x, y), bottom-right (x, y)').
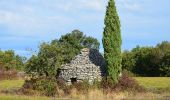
top-left (25, 42), bottom-right (63, 79)
top-left (122, 51), bottom-right (135, 72)
top-left (24, 30), bottom-right (100, 96)
top-left (25, 55), bottom-right (39, 78)
top-left (132, 47), bottom-right (155, 76)
top-left (122, 41), bottom-right (170, 77)
top-left (0, 50), bottom-right (25, 71)
top-left (22, 77), bottom-right (58, 96)
top-left (35, 78), bottom-right (57, 96)
top-left (102, 0), bottom-right (122, 84)
top-left (82, 36), bottom-right (100, 50)
top-left (25, 29), bottom-right (100, 80)
top-left (59, 30), bottom-right (100, 50)
top-left (159, 53), bottom-right (170, 76)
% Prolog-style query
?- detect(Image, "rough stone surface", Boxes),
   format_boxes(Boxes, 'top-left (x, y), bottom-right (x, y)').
top-left (58, 48), bottom-right (107, 85)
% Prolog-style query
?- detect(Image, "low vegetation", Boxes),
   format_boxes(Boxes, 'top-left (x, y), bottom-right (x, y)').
top-left (122, 41), bottom-right (170, 77)
top-left (0, 77), bottom-right (170, 99)
top-left (0, 68), bottom-right (18, 80)
top-left (0, 80), bottom-right (24, 91)
top-left (135, 77), bottom-right (170, 92)
top-left (0, 50), bottom-right (25, 71)
top-left (0, 94), bottom-right (51, 100)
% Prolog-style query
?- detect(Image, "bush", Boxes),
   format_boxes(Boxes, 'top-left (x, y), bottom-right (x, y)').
top-left (22, 74), bottom-right (144, 96)
top-left (69, 80), bottom-right (90, 94)
top-left (57, 79), bottom-right (101, 95)
top-left (0, 50), bottom-right (25, 71)
top-left (22, 78), bottom-right (58, 96)
top-left (36, 79), bottom-right (57, 96)
top-left (122, 41), bottom-right (170, 77)
top-left (116, 73), bottom-right (144, 92)
top-left (0, 67), bottom-right (18, 80)
top-left (101, 72), bottom-right (144, 93)
top-left (25, 30), bottom-right (100, 81)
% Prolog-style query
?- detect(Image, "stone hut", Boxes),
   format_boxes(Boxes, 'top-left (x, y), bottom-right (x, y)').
top-left (58, 48), bottom-right (107, 85)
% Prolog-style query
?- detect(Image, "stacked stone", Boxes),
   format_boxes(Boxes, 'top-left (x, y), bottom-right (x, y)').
top-left (58, 48), bottom-right (106, 85)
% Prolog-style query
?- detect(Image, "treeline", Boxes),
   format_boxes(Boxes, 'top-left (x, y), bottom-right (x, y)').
top-left (0, 50), bottom-right (25, 71)
top-left (122, 41), bottom-right (170, 77)
top-left (0, 30), bottom-right (169, 78)
top-left (0, 50), bottom-right (25, 80)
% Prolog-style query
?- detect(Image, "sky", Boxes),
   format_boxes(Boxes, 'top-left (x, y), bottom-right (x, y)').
top-left (0, 0), bottom-right (170, 58)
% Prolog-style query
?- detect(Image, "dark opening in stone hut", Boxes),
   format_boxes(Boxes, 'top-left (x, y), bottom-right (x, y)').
top-left (58, 48), bottom-right (107, 85)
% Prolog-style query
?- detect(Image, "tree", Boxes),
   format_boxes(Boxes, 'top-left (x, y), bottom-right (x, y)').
top-left (132, 47), bottom-right (155, 76)
top-left (59, 30), bottom-right (84, 51)
top-left (82, 36), bottom-right (100, 50)
top-left (102, 0), bottom-right (122, 84)
top-left (157, 41), bottom-right (170, 54)
top-left (159, 53), bottom-right (170, 77)
top-left (59, 30), bottom-right (100, 50)
top-left (0, 50), bottom-right (25, 71)
top-left (122, 50), bottom-right (136, 72)
top-left (122, 41), bottom-right (170, 77)
top-left (25, 41), bottom-right (63, 79)
top-left (25, 30), bottom-right (100, 79)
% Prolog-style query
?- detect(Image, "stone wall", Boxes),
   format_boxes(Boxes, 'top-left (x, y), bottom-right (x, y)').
top-left (58, 48), bottom-right (107, 85)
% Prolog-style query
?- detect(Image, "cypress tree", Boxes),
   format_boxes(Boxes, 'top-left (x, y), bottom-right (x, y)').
top-left (102, 0), bottom-right (122, 84)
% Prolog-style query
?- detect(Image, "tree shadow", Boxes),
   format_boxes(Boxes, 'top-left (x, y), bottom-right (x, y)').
top-left (89, 49), bottom-right (107, 76)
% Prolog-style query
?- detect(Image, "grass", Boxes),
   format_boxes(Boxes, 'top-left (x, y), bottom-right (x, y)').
top-left (0, 79), bottom-right (24, 91)
top-left (0, 90), bottom-right (169, 100)
top-left (0, 78), bottom-right (170, 99)
top-left (134, 77), bottom-right (170, 92)
top-left (0, 94), bottom-right (51, 100)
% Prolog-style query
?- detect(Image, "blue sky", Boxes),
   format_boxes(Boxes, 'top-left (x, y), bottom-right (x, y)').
top-left (0, 0), bottom-right (170, 57)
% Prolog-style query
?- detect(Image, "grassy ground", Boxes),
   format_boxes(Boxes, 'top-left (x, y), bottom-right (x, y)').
top-left (0, 94), bottom-right (51, 100)
top-left (134, 77), bottom-right (170, 92)
top-left (0, 79), bottom-right (24, 91)
top-left (0, 77), bottom-right (170, 100)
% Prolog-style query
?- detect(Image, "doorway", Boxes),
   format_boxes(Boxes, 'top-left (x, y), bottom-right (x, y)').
top-left (70, 78), bottom-right (77, 84)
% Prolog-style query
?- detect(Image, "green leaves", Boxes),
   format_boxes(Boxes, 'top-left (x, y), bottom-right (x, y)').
top-left (25, 30), bottom-right (100, 79)
top-left (0, 50), bottom-right (25, 71)
top-left (60, 30), bottom-right (100, 50)
top-left (103, 0), bottom-right (122, 84)
top-left (122, 41), bottom-right (170, 77)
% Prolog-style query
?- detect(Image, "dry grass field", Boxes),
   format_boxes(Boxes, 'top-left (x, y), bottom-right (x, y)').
top-left (0, 77), bottom-right (170, 100)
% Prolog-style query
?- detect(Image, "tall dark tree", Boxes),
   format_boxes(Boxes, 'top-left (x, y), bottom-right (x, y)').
top-left (102, 0), bottom-right (122, 84)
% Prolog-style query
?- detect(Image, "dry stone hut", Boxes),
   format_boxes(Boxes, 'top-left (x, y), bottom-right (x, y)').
top-left (58, 48), bottom-right (107, 85)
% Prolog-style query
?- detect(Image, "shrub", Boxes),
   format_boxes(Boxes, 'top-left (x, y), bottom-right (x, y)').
top-left (22, 78), bottom-right (58, 96)
top-left (122, 41), bottom-right (170, 77)
top-left (57, 79), bottom-right (101, 95)
top-left (70, 80), bottom-right (90, 94)
top-left (0, 67), bottom-right (18, 80)
top-left (116, 73), bottom-right (144, 92)
top-left (0, 50), bottom-right (25, 71)
top-left (101, 72), bottom-right (144, 93)
top-left (57, 79), bottom-right (71, 95)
